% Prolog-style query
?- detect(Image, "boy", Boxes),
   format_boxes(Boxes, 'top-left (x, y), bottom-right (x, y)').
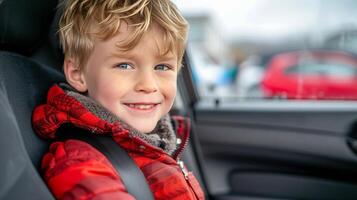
top-left (32, 0), bottom-right (205, 199)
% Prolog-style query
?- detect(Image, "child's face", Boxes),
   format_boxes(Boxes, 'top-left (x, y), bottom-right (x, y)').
top-left (79, 23), bottom-right (178, 133)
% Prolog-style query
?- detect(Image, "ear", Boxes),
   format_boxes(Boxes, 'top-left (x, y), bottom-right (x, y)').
top-left (63, 58), bottom-right (88, 92)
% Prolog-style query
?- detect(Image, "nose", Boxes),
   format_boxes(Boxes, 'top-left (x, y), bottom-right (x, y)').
top-left (134, 70), bottom-right (158, 93)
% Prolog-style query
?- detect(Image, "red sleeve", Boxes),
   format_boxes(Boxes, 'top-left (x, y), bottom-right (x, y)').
top-left (41, 139), bottom-right (136, 200)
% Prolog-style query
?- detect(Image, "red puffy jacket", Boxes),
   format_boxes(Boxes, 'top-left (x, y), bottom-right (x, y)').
top-left (32, 84), bottom-right (205, 200)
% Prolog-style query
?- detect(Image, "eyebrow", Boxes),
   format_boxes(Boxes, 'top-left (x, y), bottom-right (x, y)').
top-left (106, 51), bottom-right (137, 60)
top-left (156, 54), bottom-right (177, 62)
top-left (107, 51), bottom-right (177, 62)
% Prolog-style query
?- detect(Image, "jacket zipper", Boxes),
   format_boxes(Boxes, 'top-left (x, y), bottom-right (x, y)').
top-left (174, 135), bottom-right (190, 160)
top-left (175, 130), bottom-right (200, 199)
top-left (178, 158), bottom-right (189, 180)
top-left (177, 158), bottom-right (201, 199)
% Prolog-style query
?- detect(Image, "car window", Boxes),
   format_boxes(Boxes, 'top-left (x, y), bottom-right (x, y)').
top-left (173, 0), bottom-right (357, 101)
top-left (286, 63), bottom-right (357, 77)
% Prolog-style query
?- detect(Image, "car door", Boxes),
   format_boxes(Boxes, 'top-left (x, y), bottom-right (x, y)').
top-left (174, 0), bottom-right (357, 199)
top-left (193, 95), bottom-right (357, 200)
top-left (178, 51), bottom-right (357, 200)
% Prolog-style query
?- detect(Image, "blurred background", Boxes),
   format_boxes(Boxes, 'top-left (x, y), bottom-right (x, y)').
top-left (173, 0), bottom-right (357, 101)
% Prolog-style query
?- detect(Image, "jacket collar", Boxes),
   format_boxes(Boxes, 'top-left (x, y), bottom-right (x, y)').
top-left (32, 84), bottom-right (190, 157)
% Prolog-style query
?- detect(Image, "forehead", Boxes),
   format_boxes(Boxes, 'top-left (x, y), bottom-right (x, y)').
top-left (111, 22), bottom-right (177, 58)
top-left (88, 21), bottom-right (179, 66)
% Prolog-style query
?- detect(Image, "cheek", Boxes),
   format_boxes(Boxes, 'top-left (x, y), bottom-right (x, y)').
top-left (85, 75), bottom-right (101, 100)
top-left (162, 79), bottom-right (177, 103)
top-left (86, 74), bottom-right (123, 105)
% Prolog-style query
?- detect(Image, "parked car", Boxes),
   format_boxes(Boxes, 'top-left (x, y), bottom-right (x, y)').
top-left (261, 49), bottom-right (357, 100)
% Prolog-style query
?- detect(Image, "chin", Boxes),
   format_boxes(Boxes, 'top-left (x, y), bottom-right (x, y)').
top-left (136, 127), bottom-right (156, 134)
top-left (129, 121), bottom-right (158, 134)
top-left (124, 119), bottom-right (159, 133)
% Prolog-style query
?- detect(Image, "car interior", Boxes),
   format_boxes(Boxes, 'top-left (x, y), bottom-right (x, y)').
top-left (3, 0), bottom-right (357, 200)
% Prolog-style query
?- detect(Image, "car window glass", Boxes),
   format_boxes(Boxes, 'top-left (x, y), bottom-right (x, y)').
top-left (286, 63), bottom-right (357, 77)
top-left (173, 0), bottom-right (357, 101)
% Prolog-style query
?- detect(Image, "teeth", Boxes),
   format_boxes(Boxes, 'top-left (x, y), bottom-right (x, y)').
top-left (127, 104), bottom-right (155, 110)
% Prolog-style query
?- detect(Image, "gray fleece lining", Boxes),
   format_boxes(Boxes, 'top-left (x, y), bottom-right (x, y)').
top-left (60, 83), bottom-right (177, 155)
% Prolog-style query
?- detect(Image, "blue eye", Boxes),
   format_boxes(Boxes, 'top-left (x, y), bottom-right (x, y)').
top-left (115, 63), bottom-right (134, 70)
top-left (155, 64), bottom-right (170, 71)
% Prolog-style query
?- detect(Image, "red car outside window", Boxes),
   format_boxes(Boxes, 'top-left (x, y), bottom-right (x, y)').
top-left (261, 50), bottom-right (357, 100)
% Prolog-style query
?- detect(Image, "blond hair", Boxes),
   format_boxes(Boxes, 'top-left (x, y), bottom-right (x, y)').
top-left (59, 0), bottom-right (188, 69)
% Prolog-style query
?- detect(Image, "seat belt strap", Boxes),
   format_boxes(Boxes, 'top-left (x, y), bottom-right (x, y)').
top-left (71, 134), bottom-right (155, 200)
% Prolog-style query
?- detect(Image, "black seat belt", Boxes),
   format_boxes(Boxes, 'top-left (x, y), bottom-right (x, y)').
top-left (64, 132), bottom-right (155, 200)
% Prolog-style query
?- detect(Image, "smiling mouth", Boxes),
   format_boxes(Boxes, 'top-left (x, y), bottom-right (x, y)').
top-left (123, 103), bottom-right (160, 110)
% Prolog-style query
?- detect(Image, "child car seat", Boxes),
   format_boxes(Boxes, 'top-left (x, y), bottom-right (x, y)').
top-left (0, 0), bottom-right (62, 199)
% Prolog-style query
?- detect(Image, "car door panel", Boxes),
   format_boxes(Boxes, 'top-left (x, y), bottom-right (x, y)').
top-left (193, 101), bottom-right (357, 199)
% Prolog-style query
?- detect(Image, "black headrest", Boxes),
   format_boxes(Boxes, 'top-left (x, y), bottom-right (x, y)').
top-left (0, 51), bottom-right (64, 166)
top-left (0, 0), bottom-right (58, 55)
top-left (0, 51), bottom-right (64, 198)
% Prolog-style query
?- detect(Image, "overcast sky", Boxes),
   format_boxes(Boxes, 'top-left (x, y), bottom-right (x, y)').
top-left (172, 0), bottom-right (357, 41)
